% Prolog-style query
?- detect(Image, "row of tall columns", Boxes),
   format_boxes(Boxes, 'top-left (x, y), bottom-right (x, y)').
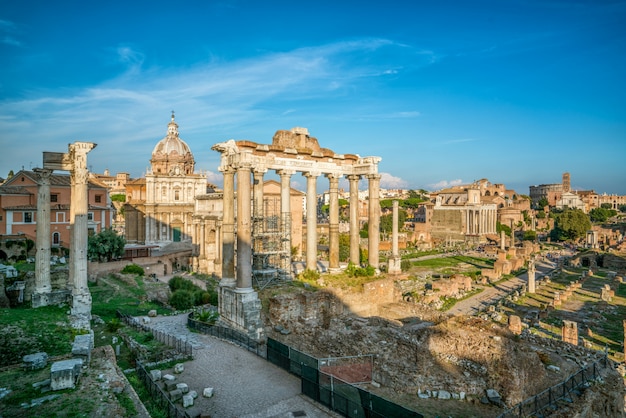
top-left (465, 208), bottom-right (496, 235)
top-left (219, 167), bottom-right (381, 283)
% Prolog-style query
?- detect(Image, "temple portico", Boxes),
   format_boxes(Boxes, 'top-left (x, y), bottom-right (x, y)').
top-left (212, 128), bottom-right (381, 339)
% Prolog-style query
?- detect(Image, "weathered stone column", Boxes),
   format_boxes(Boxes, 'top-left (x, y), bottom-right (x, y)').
top-left (220, 167), bottom-right (235, 285)
top-left (33, 168), bottom-right (53, 301)
top-left (327, 174), bottom-right (340, 271)
top-left (367, 174), bottom-right (380, 271)
top-left (69, 142), bottom-right (96, 331)
top-left (278, 170), bottom-right (294, 262)
top-left (528, 259), bottom-right (536, 293)
top-left (388, 200), bottom-right (401, 274)
top-left (305, 172), bottom-right (319, 271)
top-left (253, 169), bottom-right (265, 219)
top-left (348, 175), bottom-right (360, 265)
top-left (236, 163), bottom-right (253, 291)
top-left (500, 230), bottom-right (506, 250)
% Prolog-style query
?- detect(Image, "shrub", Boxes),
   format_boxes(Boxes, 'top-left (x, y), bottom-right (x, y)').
top-left (168, 276), bottom-right (199, 292)
top-left (401, 259), bottom-right (412, 272)
top-left (194, 290), bottom-right (212, 305)
top-left (106, 318), bottom-right (123, 333)
top-left (121, 264), bottom-right (144, 276)
top-left (300, 269), bottom-right (320, 281)
top-left (169, 290), bottom-right (195, 310)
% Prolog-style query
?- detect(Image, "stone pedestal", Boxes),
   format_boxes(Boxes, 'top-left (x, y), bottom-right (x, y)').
top-left (388, 257), bottom-right (402, 275)
top-left (70, 292), bottom-right (92, 331)
top-left (218, 287), bottom-right (263, 340)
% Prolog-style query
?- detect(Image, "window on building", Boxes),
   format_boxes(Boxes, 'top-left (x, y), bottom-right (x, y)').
top-left (24, 212), bottom-right (33, 223)
top-left (56, 212), bottom-right (66, 223)
top-left (175, 190), bottom-right (180, 201)
top-left (50, 194), bottom-right (58, 202)
top-left (95, 195), bottom-right (102, 203)
top-left (87, 212), bottom-right (94, 221)
top-left (52, 232), bottom-right (60, 246)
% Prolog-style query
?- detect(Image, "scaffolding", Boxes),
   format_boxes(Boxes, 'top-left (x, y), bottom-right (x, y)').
top-left (252, 197), bottom-right (292, 289)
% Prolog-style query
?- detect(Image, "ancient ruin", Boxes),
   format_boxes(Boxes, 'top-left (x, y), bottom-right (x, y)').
top-left (31, 142), bottom-right (97, 330)
top-left (212, 128), bottom-right (381, 339)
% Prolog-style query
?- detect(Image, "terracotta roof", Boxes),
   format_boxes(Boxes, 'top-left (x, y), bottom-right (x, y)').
top-left (0, 185), bottom-right (31, 195)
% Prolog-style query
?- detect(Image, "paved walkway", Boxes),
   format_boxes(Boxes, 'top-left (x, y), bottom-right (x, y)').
top-left (141, 314), bottom-right (341, 418)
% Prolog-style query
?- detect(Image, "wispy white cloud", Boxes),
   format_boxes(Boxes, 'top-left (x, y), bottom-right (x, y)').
top-left (0, 19), bottom-right (21, 47)
top-left (0, 38), bottom-right (438, 177)
top-left (427, 179), bottom-right (463, 191)
top-left (380, 172), bottom-right (408, 189)
top-left (2, 36), bottom-right (21, 47)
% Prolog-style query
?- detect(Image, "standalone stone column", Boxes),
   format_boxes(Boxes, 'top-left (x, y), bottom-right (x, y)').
top-left (367, 174), bottom-right (380, 271)
top-left (327, 174), bottom-right (340, 271)
top-left (221, 168), bottom-right (235, 285)
top-left (69, 142), bottom-right (96, 331)
top-left (33, 168), bottom-right (53, 304)
top-left (388, 200), bottom-right (402, 274)
top-left (236, 164), bottom-right (253, 291)
top-left (500, 230), bottom-right (506, 250)
top-left (278, 170), bottom-right (293, 263)
top-left (348, 175), bottom-right (360, 265)
top-left (528, 259), bottom-right (536, 293)
top-left (305, 172), bottom-right (319, 271)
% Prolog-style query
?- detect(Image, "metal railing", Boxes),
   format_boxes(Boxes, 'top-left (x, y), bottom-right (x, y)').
top-left (497, 355), bottom-right (610, 418)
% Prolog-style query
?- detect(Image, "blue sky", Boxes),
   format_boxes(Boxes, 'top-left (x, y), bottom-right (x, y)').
top-left (1, 0), bottom-right (625, 195)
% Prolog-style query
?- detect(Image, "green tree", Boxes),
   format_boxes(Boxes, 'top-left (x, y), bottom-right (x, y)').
top-left (87, 228), bottom-right (125, 262)
top-left (589, 207), bottom-right (617, 223)
top-left (550, 209), bottom-right (591, 242)
top-left (600, 203), bottom-right (612, 209)
top-left (522, 230), bottom-right (537, 241)
top-left (496, 221), bottom-right (511, 237)
top-left (619, 204), bottom-right (626, 213)
top-left (380, 210), bottom-right (407, 234)
top-left (6, 170), bottom-right (14, 179)
top-left (338, 233), bottom-right (350, 262)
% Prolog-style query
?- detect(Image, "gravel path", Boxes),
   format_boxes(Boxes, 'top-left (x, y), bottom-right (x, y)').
top-left (141, 314), bottom-right (340, 418)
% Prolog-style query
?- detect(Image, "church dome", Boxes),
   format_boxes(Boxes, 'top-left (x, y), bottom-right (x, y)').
top-left (150, 112), bottom-right (195, 175)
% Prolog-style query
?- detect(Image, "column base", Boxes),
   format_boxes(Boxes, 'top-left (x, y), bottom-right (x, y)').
top-left (218, 286), bottom-right (264, 341)
top-left (388, 257), bottom-right (402, 274)
top-left (70, 292), bottom-right (92, 331)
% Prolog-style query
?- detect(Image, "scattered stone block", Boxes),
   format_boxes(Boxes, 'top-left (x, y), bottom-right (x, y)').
top-left (188, 390), bottom-right (198, 399)
top-left (169, 389), bottom-right (183, 402)
top-left (486, 388), bottom-right (502, 406)
top-left (176, 383), bottom-right (189, 394)
top-left (50, 358), bottom-right (83, 391)
top-left (174, 363), bottom-right (184, 374)
top-left (438, 390), bottom-right (451, 400)
top-left (547, 365), bottom-right (561, 372)
top-left (141, 316), bottom-right (151, 324)
top-left (148, 309), bottom-right (158, 317)
top-left (72, 334), bottom-right (93, 364)
top-left (203, 387), bottom-right (214, 398)
top-left (164, 380), bottom-right (178, 392)
top-left (460, 391), bottom-right (466, 400)
top-left (150, 369), bottom-right (162, 381)
top-left (182, 394), bottom-right (194, 408)
top-left (23, 352), bottom-right (48, 371)
top-left (163, 374), bottom-right (176, 381)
